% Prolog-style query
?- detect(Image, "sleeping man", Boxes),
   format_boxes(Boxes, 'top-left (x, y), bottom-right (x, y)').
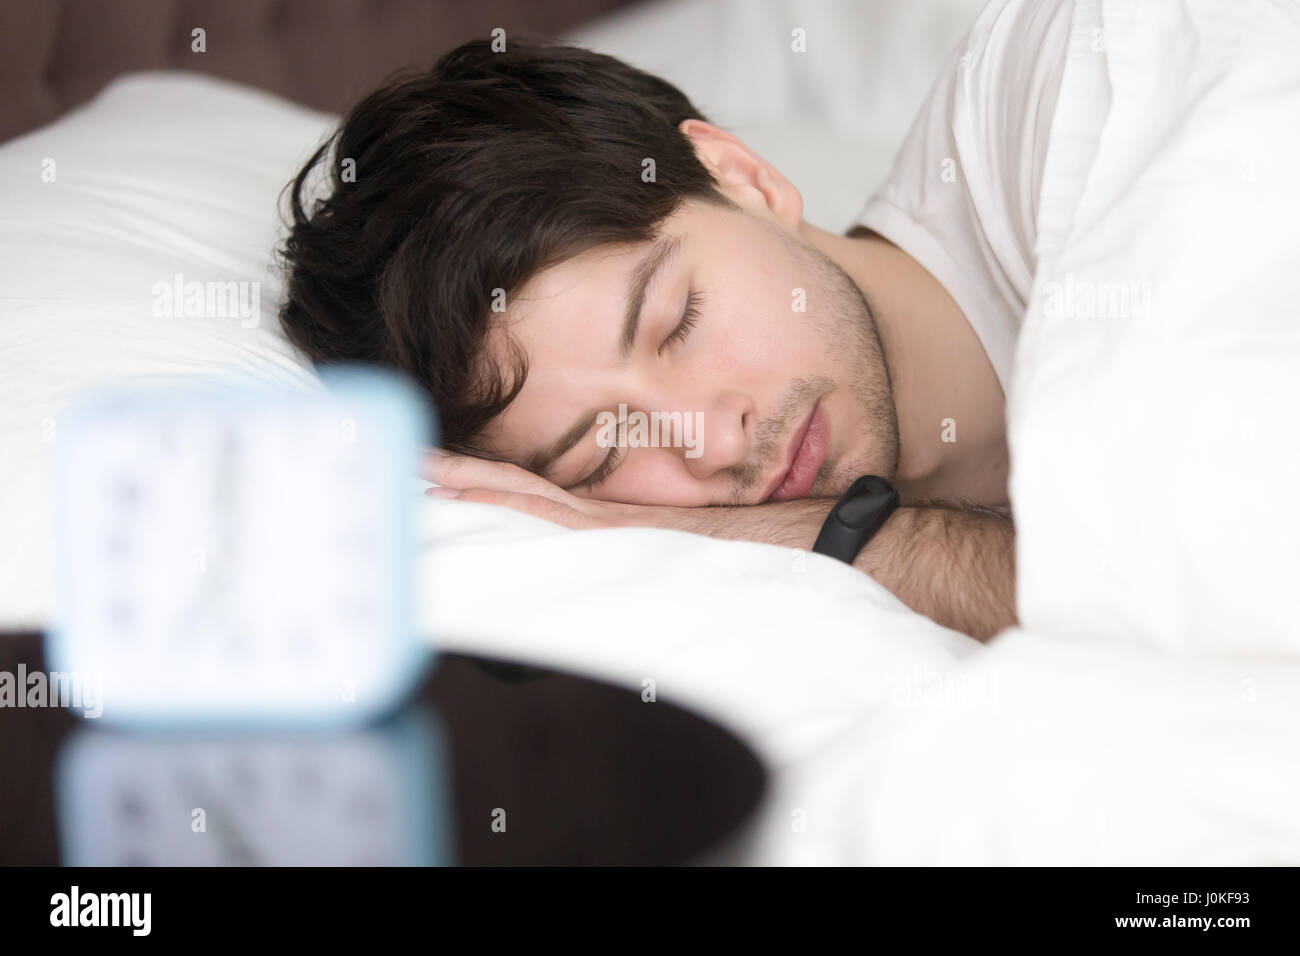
top-left (278, 0), bottom-right (1075, 641)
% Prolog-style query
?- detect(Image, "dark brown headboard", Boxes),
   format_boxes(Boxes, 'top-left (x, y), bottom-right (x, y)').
top-left (0, 0), bottom-right (637, 143)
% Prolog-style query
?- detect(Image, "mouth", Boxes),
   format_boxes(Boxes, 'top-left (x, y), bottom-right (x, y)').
top-left (761, 398), bottom-right (830, 503)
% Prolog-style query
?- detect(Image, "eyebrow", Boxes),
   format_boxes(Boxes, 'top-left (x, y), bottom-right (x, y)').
top-left (523, 409), bottom-right (601, 478)
top-left (523, 234), bottom-right (682, 481)
top-left (619, 234), bottom-right (681, 357)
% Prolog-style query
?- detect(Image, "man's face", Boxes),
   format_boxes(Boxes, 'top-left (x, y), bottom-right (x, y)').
top-left (478, 199), bottom-right (900, 506)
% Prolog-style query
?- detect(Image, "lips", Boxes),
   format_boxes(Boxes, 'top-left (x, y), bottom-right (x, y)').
top-left (762, 399), bottom-right (830, 502)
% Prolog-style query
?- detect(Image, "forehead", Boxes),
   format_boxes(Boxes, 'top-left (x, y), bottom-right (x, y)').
top-left (510, 241), bottom-right (642, 343)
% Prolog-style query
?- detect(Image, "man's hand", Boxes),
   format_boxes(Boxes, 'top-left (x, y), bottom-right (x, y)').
top-left (421, 450), bottom-right (651, 530)
top-left (422, 449), bottom-right (1016, 641)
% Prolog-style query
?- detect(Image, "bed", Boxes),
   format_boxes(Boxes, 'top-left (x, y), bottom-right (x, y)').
top-left (2, 0), bottom-right (1299, 865)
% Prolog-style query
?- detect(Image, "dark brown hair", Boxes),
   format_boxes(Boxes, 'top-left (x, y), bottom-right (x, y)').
top-left (277, 38), bottom-right (734, 458)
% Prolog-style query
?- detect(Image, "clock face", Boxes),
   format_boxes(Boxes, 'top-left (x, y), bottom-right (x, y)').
top-left (55, 707), bottom-right (451, 866)
top-left (48, 367), bottom-right (435, 726)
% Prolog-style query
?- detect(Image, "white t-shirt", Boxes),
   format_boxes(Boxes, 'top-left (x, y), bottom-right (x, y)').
top-left (855, 0), bottom-right (1073, 390)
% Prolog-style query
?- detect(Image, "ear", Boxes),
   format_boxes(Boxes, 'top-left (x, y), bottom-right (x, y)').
top-left (679, 118), bottom-right (804, 230)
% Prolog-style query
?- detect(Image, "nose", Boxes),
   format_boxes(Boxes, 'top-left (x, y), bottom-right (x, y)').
top-left (681, 389), bottom-right (754, 482)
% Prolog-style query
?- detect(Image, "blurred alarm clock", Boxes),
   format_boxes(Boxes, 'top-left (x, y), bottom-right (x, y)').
top-left (46, 365), bottom-right (436, 728)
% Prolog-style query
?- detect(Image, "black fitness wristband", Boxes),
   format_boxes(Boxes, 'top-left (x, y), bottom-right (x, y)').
top-left (810, 475), bottom-right (900, 564)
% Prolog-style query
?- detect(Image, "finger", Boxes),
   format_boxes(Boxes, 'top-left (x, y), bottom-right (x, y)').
top-left (418, 447), bottom-right (451, 481)
top-left (425, 451), bottom-right (571, 503)
top-left (441, 487), bottom-right (596, 530)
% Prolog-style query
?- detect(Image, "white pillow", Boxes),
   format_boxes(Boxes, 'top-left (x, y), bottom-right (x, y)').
top-left (0, 72), bottom-right (332, 627)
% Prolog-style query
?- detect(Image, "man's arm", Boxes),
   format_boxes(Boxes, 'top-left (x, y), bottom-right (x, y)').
top-left (423, 452), bottom-right (1016, 642)
top-left (649, 499), bottom-right (1016, 642)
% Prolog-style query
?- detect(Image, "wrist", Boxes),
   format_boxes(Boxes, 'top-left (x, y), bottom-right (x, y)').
top-left (645, 498), bottom-right (835, 546)
top-left (853, 505), bottom-right (915, 577)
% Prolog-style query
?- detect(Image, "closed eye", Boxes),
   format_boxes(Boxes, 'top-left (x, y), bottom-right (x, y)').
top-left (578, 289), bottom-right (701, 489)
top-left (658, 289), bottom-right (702, 355)
top-left (572, 445), bottom-right (623, 491)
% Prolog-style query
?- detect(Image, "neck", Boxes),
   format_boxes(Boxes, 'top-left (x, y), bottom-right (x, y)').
top-left (799, 221), bottom-right (1010, 506)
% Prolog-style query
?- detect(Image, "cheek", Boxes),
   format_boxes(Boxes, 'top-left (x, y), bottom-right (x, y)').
top-left (576, 449), bottom-right (709, 506)
top-left (700, 280), bottom-right (834, 381)
top-left (697, 236), bottom-right (835, 373)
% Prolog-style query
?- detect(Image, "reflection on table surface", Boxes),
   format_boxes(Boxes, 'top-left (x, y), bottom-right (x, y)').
top-left (0, 634), bottom-right (767, 866)
top-left (56, 707), bottom-right (449, 866)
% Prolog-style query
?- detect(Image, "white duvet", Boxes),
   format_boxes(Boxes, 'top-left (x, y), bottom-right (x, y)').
top-left (2, 0), bottom-right (1299, 865)
top-left (749, 0), bottom-right (1300, 864)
